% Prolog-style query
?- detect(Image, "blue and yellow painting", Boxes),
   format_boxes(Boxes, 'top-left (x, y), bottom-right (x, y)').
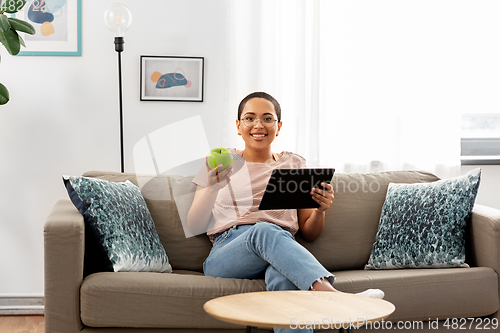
top-left (27, 0), bottom-right (66, 36)
top-left (151, 70), bottom-right (192, 89)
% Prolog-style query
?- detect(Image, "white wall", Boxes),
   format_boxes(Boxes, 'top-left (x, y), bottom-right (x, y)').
top-left (0, 0), bottom-right (230, 295)
top-left (0, 0), bottom-right (498, 297)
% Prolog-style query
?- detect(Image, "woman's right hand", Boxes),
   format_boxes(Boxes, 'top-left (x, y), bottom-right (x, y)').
top-left (187, 163), bottom-right (233, 235)
top-left (206, 162), bottom-right (233, 190)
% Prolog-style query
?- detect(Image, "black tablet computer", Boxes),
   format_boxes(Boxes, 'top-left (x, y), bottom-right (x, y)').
top-left (258, 168), bottom-right (335, 210)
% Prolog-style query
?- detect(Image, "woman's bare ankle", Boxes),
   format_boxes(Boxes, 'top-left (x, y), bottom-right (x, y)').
top-left (309, 278), bottom-right (337, 292)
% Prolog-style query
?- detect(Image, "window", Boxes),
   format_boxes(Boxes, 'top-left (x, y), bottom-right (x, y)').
top-left (461, 114), bottom-right (500, 165)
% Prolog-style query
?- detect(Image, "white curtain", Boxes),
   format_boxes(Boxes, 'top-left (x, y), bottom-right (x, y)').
top-left (224, 0), bottom-right (500, 179)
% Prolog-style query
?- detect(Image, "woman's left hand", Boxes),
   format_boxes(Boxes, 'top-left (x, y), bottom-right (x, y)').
top-left (311, 182), bottom-right (334, 213)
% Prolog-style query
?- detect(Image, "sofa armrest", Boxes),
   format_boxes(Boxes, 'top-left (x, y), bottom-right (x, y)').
top-left (468, 204), bottom-right (500, 320)
top-left (44, 199), bottom-right (85, 333)
top-left (469, 204), bottom-right (500, 270)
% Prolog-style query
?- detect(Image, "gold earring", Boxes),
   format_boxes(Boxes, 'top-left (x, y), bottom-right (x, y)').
top-left (238, 132), bottom-right (242, 136)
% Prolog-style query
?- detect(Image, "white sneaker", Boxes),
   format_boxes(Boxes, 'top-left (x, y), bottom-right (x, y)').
top-left (356, 289), bottom-right (385, 299)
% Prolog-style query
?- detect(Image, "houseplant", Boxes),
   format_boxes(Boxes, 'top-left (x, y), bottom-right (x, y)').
top-left (0, 0), bottom-right (35, 105)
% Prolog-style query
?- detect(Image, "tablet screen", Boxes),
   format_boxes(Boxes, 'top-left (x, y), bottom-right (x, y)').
top-left (258, 168), bottom-right (335, 210)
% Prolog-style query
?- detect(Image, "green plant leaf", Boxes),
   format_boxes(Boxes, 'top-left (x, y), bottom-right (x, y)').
top-left (18, 31), bottom-right (24, 47)
top-left (0, 82), bottom-right (9, 105)
top-left (2, 0), bottom-right (27, 14)
top-left (0, 14), bottom-right (11, 32)
top-left (0, 27), bottom-right (20, 55)
top-left (8, 17), bottom-right (35, 35)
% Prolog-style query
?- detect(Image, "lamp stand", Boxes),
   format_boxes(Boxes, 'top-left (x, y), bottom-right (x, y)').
top-left (115, 37), bottom-right (125, 173)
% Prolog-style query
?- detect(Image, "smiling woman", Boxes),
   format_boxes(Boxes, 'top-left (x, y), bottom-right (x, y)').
top-left (186, 91), bottom-right (382, 333)
top-left (236, 93), bottom-right (282, 163)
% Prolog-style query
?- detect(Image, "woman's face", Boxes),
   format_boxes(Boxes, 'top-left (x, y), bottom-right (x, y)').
top-left (236, 97), bottom-right (282, 150)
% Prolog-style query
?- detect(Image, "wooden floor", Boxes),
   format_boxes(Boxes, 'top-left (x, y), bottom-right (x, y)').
top-left (0, 316), bottom-right (44, 333)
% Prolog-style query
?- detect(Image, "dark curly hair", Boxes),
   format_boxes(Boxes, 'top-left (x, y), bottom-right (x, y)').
top-left (237, 92), bottom-right (281, 123)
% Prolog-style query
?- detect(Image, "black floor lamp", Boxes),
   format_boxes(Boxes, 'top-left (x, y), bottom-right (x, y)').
top-left (104, 4), bottom-right (133, 173)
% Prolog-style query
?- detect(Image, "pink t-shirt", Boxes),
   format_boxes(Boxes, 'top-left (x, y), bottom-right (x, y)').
top-left (192, 149), bottom-right (307, 242)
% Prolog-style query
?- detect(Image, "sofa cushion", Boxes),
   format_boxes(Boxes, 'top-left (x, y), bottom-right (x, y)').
top-left (365, 168), bottom-right (481, 269)
top-left (80, 268), bottom-right (498, 328)
top-left (334, 267), bottom-right (498, 322)
top-left (64, 175), bottom-right (172, 275)
top-left (80, 271), bottom-right (266, 329)
top-left (296, 171), bottom-right (441, 272)
top-left (82, 171), bottom-right (213, 272)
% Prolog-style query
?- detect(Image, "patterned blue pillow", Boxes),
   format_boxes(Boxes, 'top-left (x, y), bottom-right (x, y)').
top-left (64, 176), bottom-right (172, 276)
top-left (365, 168), bottom-right (481, 269)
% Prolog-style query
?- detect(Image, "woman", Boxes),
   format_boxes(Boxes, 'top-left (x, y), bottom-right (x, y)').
top-left (187, 92), bottom-right (383, 333)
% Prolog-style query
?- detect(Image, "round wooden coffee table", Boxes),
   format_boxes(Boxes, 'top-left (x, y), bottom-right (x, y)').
top-left (204, 290), bottom-right (395, 332)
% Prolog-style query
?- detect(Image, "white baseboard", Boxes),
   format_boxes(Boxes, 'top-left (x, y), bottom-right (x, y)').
top-left (0, 294), bottom-right (44, 315)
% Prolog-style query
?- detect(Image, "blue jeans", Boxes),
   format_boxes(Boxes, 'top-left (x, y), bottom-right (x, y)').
top-left (203, 222), bottom-right (335, 333)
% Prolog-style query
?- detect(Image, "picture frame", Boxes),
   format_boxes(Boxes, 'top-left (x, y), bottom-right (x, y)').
top-left (15, 0), bottom-right (82, 56)
top-left (140, 56), bottom-right (204, 102)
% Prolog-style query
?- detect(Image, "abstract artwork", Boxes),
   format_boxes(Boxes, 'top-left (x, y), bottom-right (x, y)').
top-left (15, 0), bottom-right (81, 56)
top-left (141, 56), bottom-right (204, 102)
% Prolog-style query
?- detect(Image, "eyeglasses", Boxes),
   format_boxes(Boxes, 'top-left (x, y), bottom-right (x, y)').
top-left (240, 116), bottom-right (277, 128)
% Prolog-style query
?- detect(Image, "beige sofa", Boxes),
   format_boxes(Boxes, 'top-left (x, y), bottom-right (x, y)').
top-left (44, 170), bottom-right (500, 333)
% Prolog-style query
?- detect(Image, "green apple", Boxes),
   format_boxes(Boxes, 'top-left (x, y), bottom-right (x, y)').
top-left (207, 148), bottom-right (233, 170)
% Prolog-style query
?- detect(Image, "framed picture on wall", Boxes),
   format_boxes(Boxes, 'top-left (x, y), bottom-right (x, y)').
top-left (140, 56), bottom-right (204, 102)
top-left (14, 0), bottom-right (82, 56)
